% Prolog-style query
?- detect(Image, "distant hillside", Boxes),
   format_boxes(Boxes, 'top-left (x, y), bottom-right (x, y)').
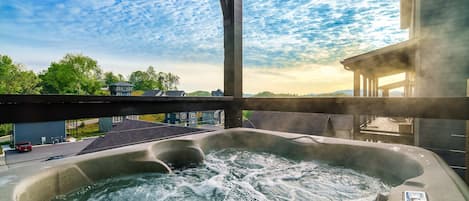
top-left (187, 90), bottom-right (211, 96)
top-left (305, 90), bottom-right (352, 97)
top-left (307, 89), bottom-right (404, 97)
top-left (220, 89), bottom-right (403, 98)
top-left (253, 91), bottom-right (298, 97)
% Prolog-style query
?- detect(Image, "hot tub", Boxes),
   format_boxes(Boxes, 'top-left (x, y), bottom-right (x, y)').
top-left (0, 128), bottom-right (467, 201)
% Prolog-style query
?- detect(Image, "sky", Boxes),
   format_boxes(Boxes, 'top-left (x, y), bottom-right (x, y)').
top-left (0, 0), bottom-right (407, 94)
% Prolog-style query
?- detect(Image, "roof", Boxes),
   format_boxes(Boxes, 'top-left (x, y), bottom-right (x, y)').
top-left (109, 82), bottom-right (133, 87)
top-left (378, 80), bottom-right (412, 90)
top-left (142, 90), bottom-right (164, 97)
top-left (243, 111), bottom-right (352, 136)
top-left (79, 119), bottom-right (209, 154)
top-left (341, 40), bottom-right (417, 77)
top-left (109, 119), bottom-right (165, 131)
top-left (165, 90), bottom-right (186, 97)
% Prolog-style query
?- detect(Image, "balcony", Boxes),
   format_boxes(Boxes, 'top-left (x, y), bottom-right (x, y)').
top-left (0, 0), bottom-right (468, 200)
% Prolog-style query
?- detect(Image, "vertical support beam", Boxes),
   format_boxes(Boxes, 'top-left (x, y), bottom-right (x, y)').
top-left (362, 75), bottom-right (368, 126)
top-left (374, 77), bottom-right (379, 97)
top-left (362, 75), bottom-right (368, 97)
top-left (466, 79), bottom-right (469, 182)
top-left (368, 78), bottom-right (372, 97)
top-left (383, 89), bottom-right (389, 97)
top-left (221, 0), bottom-right (243, 128)
top-left (405, 72), bottom-right (411, 97)
top-left (353, 70), bottom-right (360, 97)
top-left (352, 70), bottom-right (361, 139)
top-left (367, 77), bottom-right (372, 123)
top-left (372, 77), bottom-right (377, 120)
top-left (408, 72), bottom-right (413, 97)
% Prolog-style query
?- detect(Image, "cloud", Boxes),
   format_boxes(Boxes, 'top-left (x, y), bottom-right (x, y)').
top-left (0, 0), bottom-right (407, 93)
top-left (243, 0), bottom-right (407, 67)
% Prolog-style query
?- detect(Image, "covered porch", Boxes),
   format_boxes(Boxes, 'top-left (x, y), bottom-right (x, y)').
top-left (341, 39), bottom-right (417, 144)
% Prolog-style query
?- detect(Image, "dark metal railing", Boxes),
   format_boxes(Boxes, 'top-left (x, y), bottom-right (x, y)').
top-left (1, 95), bottom-right (468, 124)
top-left (0, 95), bottom-right (232, 123)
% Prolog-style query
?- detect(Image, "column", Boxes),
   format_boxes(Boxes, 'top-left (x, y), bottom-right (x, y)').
top-left (352, 70), bottom-right (361, 139)
top-left (363, 75), bottom-right (368, 97)
top-left (405, 72), bottom-right (411, 97)
top-left (374, 77), bottom-right (379, 97)
top-left (222, 0), bottom-right (243, 128)
top-left (353, 70), bottom-right (361, 97)
top-left (466, 79), bottom-right (469, 182)
top-left (368, 78), bottom-right (372, 97)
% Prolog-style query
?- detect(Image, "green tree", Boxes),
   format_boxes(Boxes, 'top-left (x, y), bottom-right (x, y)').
top-left (129, 66), bottom-right (160, 91)
top-left (39, 54), bottom-right (102, 95)
top-left (162, 72), bottom-right (180, 91)
top-left (103, 72), bottom-right (124, 86)
top-left (0, 54), bottom-right (41, 94)
top-left (129, 66), bottom-right (180, 91)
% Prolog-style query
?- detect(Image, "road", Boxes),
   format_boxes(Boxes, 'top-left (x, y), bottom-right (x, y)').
top-left (5, 138), bottom-right (95, 169)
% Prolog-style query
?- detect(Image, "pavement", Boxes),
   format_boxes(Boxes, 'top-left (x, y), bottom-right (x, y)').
top-left (4, 138), bottom-right (95, 169)
top-left (0, 145), bottom-right (9, 171)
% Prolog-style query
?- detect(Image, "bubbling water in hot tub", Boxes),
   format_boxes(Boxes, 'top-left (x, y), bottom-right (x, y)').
top-left (53, 148), bottom-right (391, 201)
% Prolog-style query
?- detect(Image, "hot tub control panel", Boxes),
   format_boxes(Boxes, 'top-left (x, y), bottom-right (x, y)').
top-left (404, 191), bottom-right (427, 201)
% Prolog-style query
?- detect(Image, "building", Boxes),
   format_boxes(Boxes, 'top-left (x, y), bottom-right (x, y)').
top-left (141, 90), bottom-right (197, 127)
top-left (109, 82), bottom-right (133, 96)
top-left (201, 89), bottom-right (225, 126)
top-left (141, 89), bottom-right (224, 127)
top-left (99, 82), bottom-right (137, 132)
top-left (341, 0), bottom-right (469, 178)
top-left (163, 90), bottom-right (196, 126)
top-left (13, 121), bottom-right (66, 145)
top-left (211, 89), bottom-right (223, 96)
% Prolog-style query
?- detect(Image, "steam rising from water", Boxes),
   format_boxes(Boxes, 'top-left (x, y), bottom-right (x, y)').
top-left (53, 149), bottom-right (390, 201)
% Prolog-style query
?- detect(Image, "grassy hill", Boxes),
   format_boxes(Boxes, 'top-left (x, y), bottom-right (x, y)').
top-left (187, 90), bottom-right (211, 96)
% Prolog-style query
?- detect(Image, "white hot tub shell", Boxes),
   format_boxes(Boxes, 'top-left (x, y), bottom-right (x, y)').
top-left (0, 128), bottom-right (467, 201)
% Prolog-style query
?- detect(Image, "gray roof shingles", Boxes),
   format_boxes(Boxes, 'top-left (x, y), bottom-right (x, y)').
top-left (142, 90), bottom-right (163, 97)
top-left (79, 120), bottom-right (208, 154)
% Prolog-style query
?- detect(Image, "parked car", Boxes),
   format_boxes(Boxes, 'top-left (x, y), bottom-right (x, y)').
top-left (15, 142), bottom-right (32, 152)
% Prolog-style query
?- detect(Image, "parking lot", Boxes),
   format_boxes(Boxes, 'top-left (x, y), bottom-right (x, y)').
top-left (5, 138), bottom-right (95, 168)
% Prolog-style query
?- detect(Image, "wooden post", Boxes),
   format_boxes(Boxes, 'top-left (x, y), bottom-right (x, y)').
top-left (221, 0), bottom-right (243, 128)
top-left (353, 70), bottom-right (361, 96)
top-left (374, 77), bottom-right (379, 97)
top-left (405, 72), bottom-right (410, 97)
top-left (374, 78), bottom-right (377, 97)
top-left (353, 70), bottom-right (361, 139)
top-left (368, 78), bottom-right (372, 97)
top-left (363, 76), bottom-right (368, 97)
top-left (383, 88), bottom-right (389, 97)
top-left (466, 79), bottom-right (468, 182)
top-left (367, 77), bottom-right (372, 123)
top-left (408, 72), bottom-right (413, 97)
top-left (362, 76), bottom-right (368, 126)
